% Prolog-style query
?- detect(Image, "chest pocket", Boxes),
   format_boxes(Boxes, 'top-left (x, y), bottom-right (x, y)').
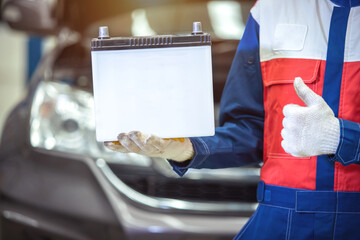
top-left (261, 58), bottom-right (321, 159)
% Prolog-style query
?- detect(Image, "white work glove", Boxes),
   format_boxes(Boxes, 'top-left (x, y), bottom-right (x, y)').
top-left (104, 131), bottom-right (194, 162)
top-left (281, 77), bottom-right (340, 157)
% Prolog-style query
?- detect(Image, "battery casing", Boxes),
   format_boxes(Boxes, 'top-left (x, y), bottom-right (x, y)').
top-left (91, 33), bottom-right (214, 141)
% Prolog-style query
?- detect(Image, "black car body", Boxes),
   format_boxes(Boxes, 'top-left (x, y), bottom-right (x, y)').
top-left (0, 0), bottom-right (259, 239)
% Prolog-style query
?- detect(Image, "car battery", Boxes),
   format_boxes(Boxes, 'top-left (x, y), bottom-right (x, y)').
top-left (91, 22), bottom-right (214, 142)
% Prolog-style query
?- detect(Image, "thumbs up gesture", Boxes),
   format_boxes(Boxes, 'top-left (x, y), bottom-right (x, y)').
top-left (281, 77), bottom-right (340, 157)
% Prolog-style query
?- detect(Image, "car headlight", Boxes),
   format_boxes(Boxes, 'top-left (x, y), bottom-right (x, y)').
top-left (30, 80), bottom-right (151, 167)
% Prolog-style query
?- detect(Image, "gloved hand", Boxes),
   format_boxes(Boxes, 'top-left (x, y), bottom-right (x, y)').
top-left (104, 131), bottom-right (194, 162)
top-left (281, 77), bottom-right (340, 157)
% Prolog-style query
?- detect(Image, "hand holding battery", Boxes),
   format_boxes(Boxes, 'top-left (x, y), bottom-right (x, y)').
top-left (104, 131), bottom-right (194, 162)
top-left (281, 77), bottom-right (340, 157)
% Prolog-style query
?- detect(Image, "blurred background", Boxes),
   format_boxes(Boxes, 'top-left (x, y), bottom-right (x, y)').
top-left (0, 1), bottom-right (259, 239)
top-left (0, 18), bottom-right (26, 139)
top-left (0, 0), bottom-right (56, 140)
top-left (0, 0), bottom-right (251, 138)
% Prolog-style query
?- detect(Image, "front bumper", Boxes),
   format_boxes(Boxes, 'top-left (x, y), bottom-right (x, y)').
top-left (0, 145), bottom-right (254, 240)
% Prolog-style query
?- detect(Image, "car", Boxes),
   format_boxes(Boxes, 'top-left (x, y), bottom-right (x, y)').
top-left (0, 0), bottom-right (259, 239)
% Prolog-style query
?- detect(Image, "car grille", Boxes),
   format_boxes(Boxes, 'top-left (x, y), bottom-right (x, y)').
top-left (108, 164), bottom-right (257, 203)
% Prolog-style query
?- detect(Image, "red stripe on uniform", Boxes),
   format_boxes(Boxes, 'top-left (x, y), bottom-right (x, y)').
top-left (335, 61), bottom-right (360, 191)
top-left (260, 58), bottom-right (325, 190)
top-left (261, 58), bottom-right (360, 191)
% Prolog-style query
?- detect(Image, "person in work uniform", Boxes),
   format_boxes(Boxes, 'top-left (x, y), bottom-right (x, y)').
top-left (105, 0), bottom-right (360, 239)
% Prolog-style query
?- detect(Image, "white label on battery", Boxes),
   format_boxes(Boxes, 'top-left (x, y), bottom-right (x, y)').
top-left (91, 45), bottom-right (214, 141)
